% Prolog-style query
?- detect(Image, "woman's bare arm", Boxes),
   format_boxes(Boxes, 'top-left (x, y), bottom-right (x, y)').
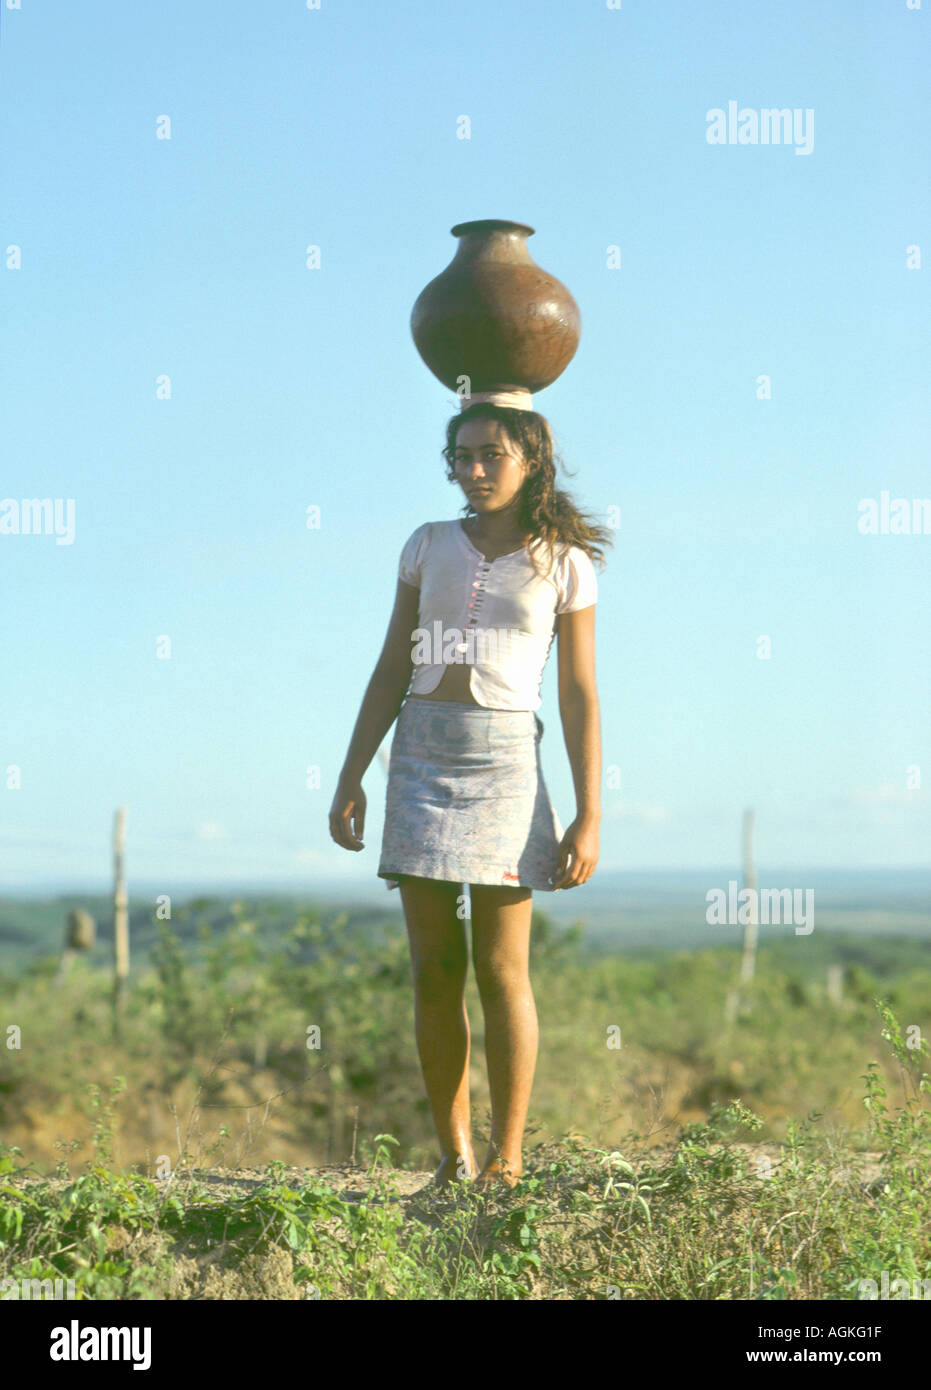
top-left (554, 604), bottom-right (601, 886)
top-left (340, 578), bottom-right (419, 780)
top-left (329, 579), bottom-right (419, 851)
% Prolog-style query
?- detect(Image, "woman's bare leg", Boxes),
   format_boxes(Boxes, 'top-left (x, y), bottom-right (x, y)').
top-left (469, 884), bottom-right (537, 1188)
top-left (398, 876), bottom-right (477, 1186)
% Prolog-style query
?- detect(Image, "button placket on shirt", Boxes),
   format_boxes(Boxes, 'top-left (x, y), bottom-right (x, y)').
top-left (457, 561), bottom-right (491, 654)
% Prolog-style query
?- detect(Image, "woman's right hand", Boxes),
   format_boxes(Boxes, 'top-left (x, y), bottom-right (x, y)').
top-left (329, 777), bottom-right (366, 851)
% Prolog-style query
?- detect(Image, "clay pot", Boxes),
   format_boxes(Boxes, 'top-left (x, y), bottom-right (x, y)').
top-left (410, 219), bottom-right (580, 395)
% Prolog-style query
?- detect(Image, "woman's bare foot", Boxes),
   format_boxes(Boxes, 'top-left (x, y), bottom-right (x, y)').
top-left (473, 1157), bottom-right (522, 1191)
top-left (433, 1151), bottom-right (477, 1189)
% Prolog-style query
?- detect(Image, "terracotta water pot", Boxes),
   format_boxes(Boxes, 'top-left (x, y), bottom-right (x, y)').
top-left (410, 219), bottom-right (580, 396)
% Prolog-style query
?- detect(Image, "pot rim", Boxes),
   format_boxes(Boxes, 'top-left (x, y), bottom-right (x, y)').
top-left (450, 219), bottom-right (535, 238)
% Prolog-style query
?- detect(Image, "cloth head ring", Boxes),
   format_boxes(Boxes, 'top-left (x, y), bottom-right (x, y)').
top-left (458, 388), bottom-right (534, 412)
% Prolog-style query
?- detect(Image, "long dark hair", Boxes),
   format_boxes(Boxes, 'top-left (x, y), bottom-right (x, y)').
top-left (442, 402), bottom-right (613, 579)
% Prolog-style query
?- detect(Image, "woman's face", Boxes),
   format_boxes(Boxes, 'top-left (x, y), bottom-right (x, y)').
top-left (452, 419), bottom-right (529, 514)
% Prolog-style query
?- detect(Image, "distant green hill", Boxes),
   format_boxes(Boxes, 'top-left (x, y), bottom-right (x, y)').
top-left (1, 884), bottom-right (929, 984)
top-left (0, 894), bottom-right (398, 980)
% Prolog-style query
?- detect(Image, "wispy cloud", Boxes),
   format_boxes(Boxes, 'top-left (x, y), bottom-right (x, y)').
top-left (851, 785), bottom-right (924, 808)
top-left (603, 802), bottom-right (671, 824)
top-left (195, 821), bottom-right (229, 840)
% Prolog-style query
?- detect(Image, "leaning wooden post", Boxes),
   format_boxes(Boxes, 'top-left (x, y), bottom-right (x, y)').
top-left (725, 808), bottom-right (758, 1024)
top-left (112, 807), bottom-right (129, 1030)
top-left (738, 808), bottom-right (758, 989)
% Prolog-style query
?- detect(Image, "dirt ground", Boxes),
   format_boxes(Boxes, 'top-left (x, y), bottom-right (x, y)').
top-left (6, 1143), bottom-right (892, 1299)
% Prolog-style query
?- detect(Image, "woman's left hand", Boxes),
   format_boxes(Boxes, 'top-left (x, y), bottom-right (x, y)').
top-left (553, 815), bottom-right (600, 889)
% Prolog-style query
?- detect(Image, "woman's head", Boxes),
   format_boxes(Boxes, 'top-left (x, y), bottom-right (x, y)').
top-left (442, 402), bottom-right (613, 572)
top-left (446, 413), bottom-right (534, 517)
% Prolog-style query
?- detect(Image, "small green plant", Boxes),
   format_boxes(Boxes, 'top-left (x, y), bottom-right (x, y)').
top-left (85, 1076), bottom-right (127, 1167)
top-left (861, 999), bottom-right (930, 1175)
top-left (367, 1132), bottom-right (400, 1177)
top-left (0, 1143), bottom-right (25, 1176)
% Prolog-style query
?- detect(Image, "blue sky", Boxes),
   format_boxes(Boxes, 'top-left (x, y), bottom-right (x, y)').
top-left (1, 0), bottom-right (928, 892)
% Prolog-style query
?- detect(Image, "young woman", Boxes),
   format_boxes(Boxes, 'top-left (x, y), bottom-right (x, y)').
top-left (329, 400), bottom-right (611, 1191)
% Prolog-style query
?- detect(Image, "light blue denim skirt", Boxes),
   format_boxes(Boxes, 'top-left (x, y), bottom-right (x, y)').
top-left (377, 698), bottom-right (564, 892)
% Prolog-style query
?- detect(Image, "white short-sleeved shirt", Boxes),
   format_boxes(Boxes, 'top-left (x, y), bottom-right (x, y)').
top-left (396, 518), bottom-right (598, 712)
